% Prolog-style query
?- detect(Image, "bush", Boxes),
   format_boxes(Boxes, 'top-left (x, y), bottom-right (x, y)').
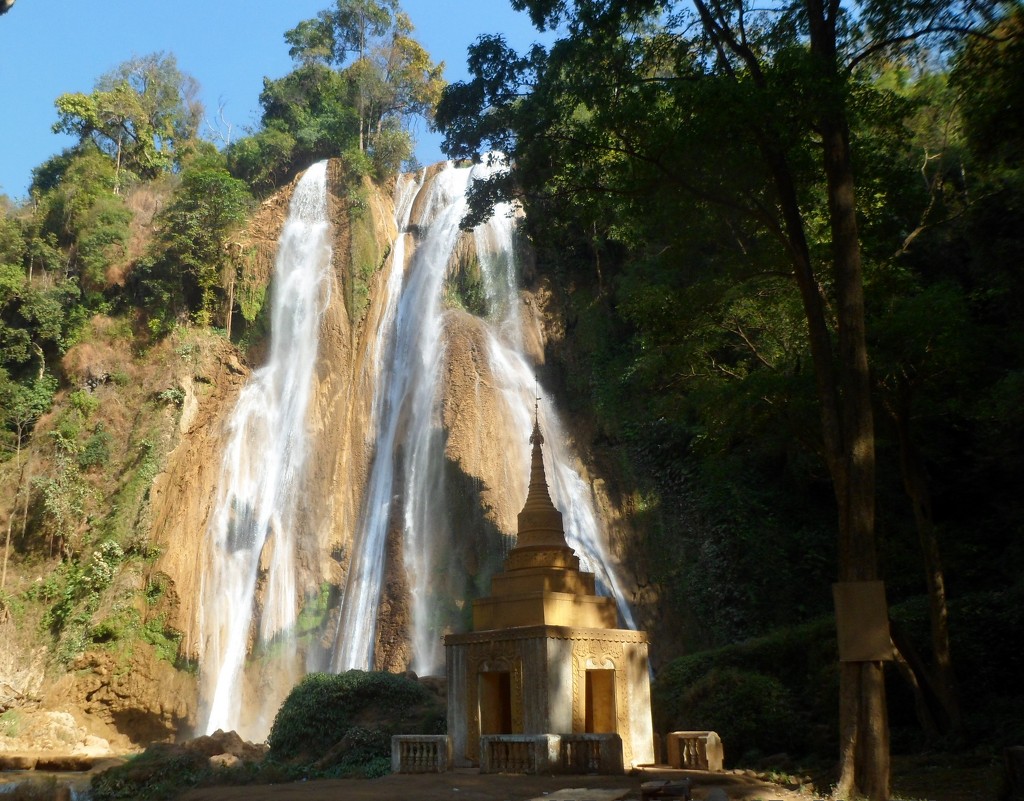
top-left (91, 744), bottom-right (208, 801)
top-left (69, 389), bottom-right (100, 417)
top-left (267, 670), bottom-right (445, 772)
top-left (653, 619), bottom-right (838, 763)
top-left (664, 667), bottom-right (804, 764)
top-left (79, 425), bottom-right (112, 469)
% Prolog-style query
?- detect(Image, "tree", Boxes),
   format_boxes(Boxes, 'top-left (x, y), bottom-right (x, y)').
top-left (437, 1), bottom-right (1007, 796)
top-left (29, 150), bottom-right (131, 306)
top-left (1, 369), bottom-right (57, 590)
top-left (138, 157), bottom-right (253, 329)
top-left (238, 62), bottom-right (358, 185)
top-left (283, 0), bottom-right (444, 168)
top-left (53, 53), bottom-right (202, 191)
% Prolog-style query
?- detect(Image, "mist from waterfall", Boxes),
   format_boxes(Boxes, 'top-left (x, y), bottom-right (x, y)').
top-left (198, 161), bottom-right (332, 737)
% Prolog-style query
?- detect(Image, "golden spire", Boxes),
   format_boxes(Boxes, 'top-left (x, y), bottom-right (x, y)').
top-left (510, 392), bottom-right (576, 565)
top-left (523, 396), bottom-right (555, 512)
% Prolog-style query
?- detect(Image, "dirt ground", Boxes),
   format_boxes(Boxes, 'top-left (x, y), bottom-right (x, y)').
top-left (177, 767), bottom-right (816, 801)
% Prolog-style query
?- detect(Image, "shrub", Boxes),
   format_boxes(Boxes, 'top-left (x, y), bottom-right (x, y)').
top-left (91, 743), bottom-right (207, 801)
top-left (653, 617), bottom-right (838, 756)
top-left (664, 667), bottom-right (804, 764)
top-left (69, 389), bottom-right (100, 417)
top-left (79, 425), bottom-right (112, 469)
top-left (267, 670), bottom-right (445, 770)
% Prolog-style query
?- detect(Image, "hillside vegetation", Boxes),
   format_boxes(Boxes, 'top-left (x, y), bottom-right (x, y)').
top-left (1, 1), bottom-right (1022, 798)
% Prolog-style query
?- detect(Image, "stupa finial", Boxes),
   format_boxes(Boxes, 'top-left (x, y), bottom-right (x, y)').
top-left (526, 389), bottom-right (550, 507)
top-left (508, 378), bottom-right (577, 566)
top-left (531, 378), bottom-right (544, 447)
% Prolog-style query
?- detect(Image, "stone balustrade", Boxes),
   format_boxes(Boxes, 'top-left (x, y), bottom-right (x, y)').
top-left (665, 730), bottom-right (724, 771)
top-left (479, 733), bottom-right (623, 774)
top-left (558, 733), bottom-right (624, 774)
top-left (479, 734), bottom-right (561, 773)
top-left (390, 735), bottom-right (452, 773)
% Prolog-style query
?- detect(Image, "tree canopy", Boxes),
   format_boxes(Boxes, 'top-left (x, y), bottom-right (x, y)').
top-left (53, 52), bottom-right (202, 191)
top-left (228, 0), bottom-right (444, 188)
top-left (436, 2), bottom-right (1018, 797)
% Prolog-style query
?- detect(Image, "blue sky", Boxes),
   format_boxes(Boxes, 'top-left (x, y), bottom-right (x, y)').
top-left (0, 0), bottom-right (551, 199)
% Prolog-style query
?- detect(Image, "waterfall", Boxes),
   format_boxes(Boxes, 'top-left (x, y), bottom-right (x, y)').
top-left (196, 158), bottom-right (634, 740)
top-left (331, 165), bottom-right (471, 671)
top-left (332, 159), bottom-right (635, 675)
top-left (198, 161), bottom-right (332, 737)
top-left (472, 184), bottom-right (638, 632)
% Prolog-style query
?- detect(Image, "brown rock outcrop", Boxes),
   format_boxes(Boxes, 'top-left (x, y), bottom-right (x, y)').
top-left (44, 649), bottom-right (195, 745)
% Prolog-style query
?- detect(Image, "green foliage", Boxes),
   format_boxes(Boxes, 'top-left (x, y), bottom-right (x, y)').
top-left (228, 0), bottom-right (443, 193)
top-left (0, 708), bottom-right (24, 737)
top-left (76, 195), bottom-right (132, 297)
top-left (91, 743), bottom-right (309, 801)
top-left (665, 667), bottom-right (804, 764)
top-left (156, 386), bottom-right (185, 407)
top-left (1, 245), bottom-right (84, 372)
top-left (339, 145), bottom-right (372, 181)
top-left (0, 370), bottom-right (56, 454)
top-left (225, 127), bottom-right (299, 197)
top-left (91, 744), bottom-right (210, 801)
top-left (370, 122), bottom-right (413, 181)
top-left (52, 53), bottom-right (201, 187)
top-left (653, 618), bottom-right (839, 756)
top-left (98, 432), bottom-right (165, 555)
top-left (29, 538), bottom-right (179, 668)
top-left (38, 541), bottom-right (124, 638)
top-left (87, 603), bottom-right (182, 665)
top-left (443, 252), bottom-right (487, 316)
top-left (78, 425), bottom-right (112, 470)
top-left (347, 189), bottom-right (381, 320)
top-left (34, 432), bottom-right (92, 557)
top-left (235, 248), bottom-right (268, 324)
top-left (69, 389), bottom-right (100, 417)
top-left (258, 63), bottom-right (358, 168)
top-left (138, 160), bottom-right (253, 328)
top-left (267, 670), bottom-right (445, 764)
top-left (654, 585), bottom-right (1024, 762)
top-left (952, 8), bottom-right (1024, 167)
top-left (295, 582), bottom-right (334, 641)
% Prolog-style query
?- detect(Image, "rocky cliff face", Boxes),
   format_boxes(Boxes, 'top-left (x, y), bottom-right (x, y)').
top-left (0, 159), bottom-right (649, 749)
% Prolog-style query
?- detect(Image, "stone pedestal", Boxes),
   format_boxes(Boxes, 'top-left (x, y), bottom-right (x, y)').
top-left (446, 624), bottom-right (653, 768)
top-left (444, 417), bottom-right (655, 771)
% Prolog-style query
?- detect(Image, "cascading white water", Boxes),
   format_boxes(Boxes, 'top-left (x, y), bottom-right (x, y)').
top-left (198, 161), bottom-right (332, 737)
top-left (330, 159), bottom-right (636, 675)
top-left (473, 187), bottom-right (638, 632)
top-left (197, 158), bottom-right (633, 729)
top-left (484, 340), bottom-right (638, 631)
top-left (331, 166), bottom-right (470, 671)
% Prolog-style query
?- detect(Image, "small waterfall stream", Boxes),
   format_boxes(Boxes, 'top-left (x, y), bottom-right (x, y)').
top-left (331, 165), bottom-right (476, 671)
top-left (470, 180), bottom-right (638, 632)
top-left (198, 161), bottom-right (332, 737)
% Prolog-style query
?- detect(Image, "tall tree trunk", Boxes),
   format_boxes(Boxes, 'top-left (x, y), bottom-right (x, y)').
top-left (889, 392), bottom-right (963, 740)
top-left (689, 2), bottom-right (889, 794)
top-left (807, 2), bottom-right (889, 798)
